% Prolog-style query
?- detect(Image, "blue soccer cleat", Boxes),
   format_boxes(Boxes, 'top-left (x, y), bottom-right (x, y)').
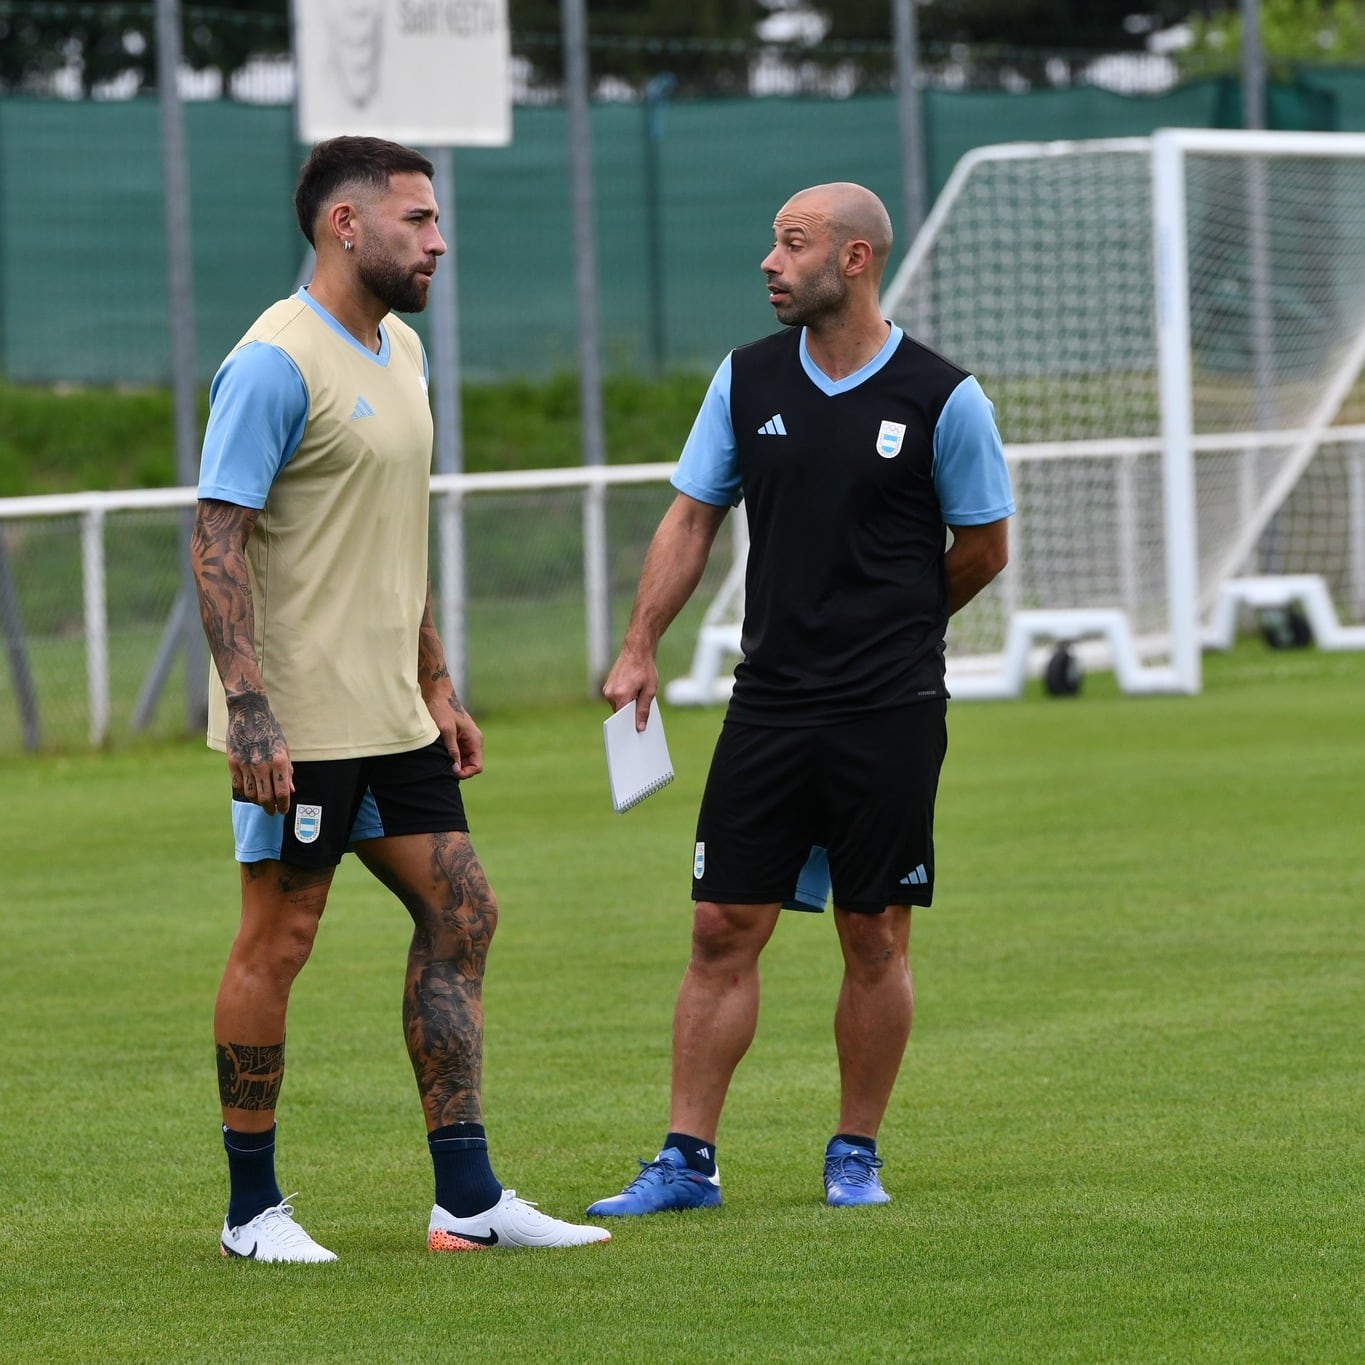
top-left (823, 1138), bottom-right (892, 1207)
top-left (586, 1147), bottom-right (722, 1216)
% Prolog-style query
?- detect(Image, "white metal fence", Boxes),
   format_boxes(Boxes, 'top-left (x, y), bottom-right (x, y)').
top-left (0, 464), bottom-right (750, 754)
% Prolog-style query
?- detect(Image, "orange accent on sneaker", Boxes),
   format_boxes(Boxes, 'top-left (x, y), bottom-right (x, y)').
top-left (427, 1227), bottom-right (486, 1252)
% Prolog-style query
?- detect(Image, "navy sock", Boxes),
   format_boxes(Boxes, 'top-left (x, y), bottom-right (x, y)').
top-left (223, 1124), bottom-right (283, 1229)
top-left (430, 1122), bottom-right (502, 1217)
top-left (832, 1133), bottom-right (877, 1154)
top-left (664, 1131), bottom-right (717, 1177)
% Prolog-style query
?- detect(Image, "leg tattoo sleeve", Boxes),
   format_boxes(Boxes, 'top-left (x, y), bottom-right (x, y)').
top-left (216, 1041), bottom-right (286, 1112)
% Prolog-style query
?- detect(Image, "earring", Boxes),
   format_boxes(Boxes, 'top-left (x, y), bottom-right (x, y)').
top-left (343, 239), bottom-right (353, 251)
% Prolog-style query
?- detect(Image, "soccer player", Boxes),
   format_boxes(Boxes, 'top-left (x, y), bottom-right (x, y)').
top-left (192, 136), bottom-right (609, 1261)
top-left (588, 182), bottom-right (1013, 1215)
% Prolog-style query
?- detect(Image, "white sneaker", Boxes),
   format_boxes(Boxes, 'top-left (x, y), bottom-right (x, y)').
top-left (220, 1196), bottom-right (337, 1263)
top-left (428, 1189), bottom-right (611, 1251)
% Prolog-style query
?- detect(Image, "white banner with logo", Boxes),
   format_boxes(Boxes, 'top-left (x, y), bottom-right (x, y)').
top-left (293, 0), bottom-right (511, 146)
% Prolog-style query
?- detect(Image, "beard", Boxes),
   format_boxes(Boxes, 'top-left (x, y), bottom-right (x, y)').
top-left (770, 249), bottom-right (845, 328)
top-left (357, 248), bottom-right (431, 314)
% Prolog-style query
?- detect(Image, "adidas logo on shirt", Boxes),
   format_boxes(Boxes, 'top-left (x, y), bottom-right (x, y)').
top-left (350, 396), bottom-right (376, 420)
top-left (757, 414), bottom-right (787, 436)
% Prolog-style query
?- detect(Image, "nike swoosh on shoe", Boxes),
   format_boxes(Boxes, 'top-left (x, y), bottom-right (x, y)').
top-left (428, 1227), bottom-right (499, 1251)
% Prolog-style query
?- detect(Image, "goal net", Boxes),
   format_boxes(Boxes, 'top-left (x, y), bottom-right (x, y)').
top-left (666, 129), bottom-right (1365, 704)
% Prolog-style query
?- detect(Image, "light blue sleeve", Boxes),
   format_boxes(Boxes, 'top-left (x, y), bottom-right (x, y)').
top-left (670, 354), bottom-right (742, 508)
top-left (932, 375), bottom-right (1015, 526)
top-left (197, 342), bottom-right (309, 508)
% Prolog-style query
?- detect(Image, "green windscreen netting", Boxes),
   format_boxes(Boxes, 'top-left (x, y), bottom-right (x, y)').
top-left (0, 76), bottom-right (1345, 384)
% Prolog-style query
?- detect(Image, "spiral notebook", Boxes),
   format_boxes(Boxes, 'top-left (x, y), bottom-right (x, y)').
top-left (603, 698), bottom-right (675, 813)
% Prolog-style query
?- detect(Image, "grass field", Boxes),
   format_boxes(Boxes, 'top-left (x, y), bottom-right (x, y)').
top-left (1, 644), bottom-right (1362, 1362)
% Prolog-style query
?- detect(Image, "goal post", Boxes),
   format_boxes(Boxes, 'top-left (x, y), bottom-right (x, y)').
top-left (1155, 128), bottom-right (1365, 665)
top-left (666, 129), bottom-right (1365, 705)
top-left (1152, 129), bottom-right (1202, 695)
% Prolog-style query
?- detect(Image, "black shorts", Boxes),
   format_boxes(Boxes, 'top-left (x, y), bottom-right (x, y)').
top-left (692, 703), bottom-right (947, 913)
top-left (230, 738), bottom-right (468, 869)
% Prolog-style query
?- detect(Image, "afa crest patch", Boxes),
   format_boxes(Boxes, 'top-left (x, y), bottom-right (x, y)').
top-left (876, 419), bottom-right (906, 458)
top-left (295, 804), bottom-right (323, 844)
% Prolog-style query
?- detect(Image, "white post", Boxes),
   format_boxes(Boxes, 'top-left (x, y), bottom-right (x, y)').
top-left (81, 509), bottom-right (109, 746)
top-left (155, 0), bottom-right (207, 729)
top-left (1349, 444), bottom-right (1365, 618)
top-left (1152, 132), bottom-right (1202, 693)
top-left (437, 493), bottom-right (466, 692)
top-left (562, 0), bottom-right (612, 694)
top-left (891, 0), bottom-right (926, 243)
top-left (999, 458), bottom-right (1019, 626)
top-left (1240, 3), bottom-right (1277, 560)
top-left (428, 150), bottom-right (469, 701)
top-left (1240, 0), bottom-right (1267, 131)
top-left (583, 483), bottom-right (609, 692)
top-left (1117, 453), bottom-right (1139, 621)
top-left (1238, 446), bottom-right (1258, 574)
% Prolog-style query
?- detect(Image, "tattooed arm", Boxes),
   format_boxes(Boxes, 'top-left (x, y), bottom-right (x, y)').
top-left (418, 581), bottom-right (483, 779)
top-left (191, 498), bottom-right (295, 814)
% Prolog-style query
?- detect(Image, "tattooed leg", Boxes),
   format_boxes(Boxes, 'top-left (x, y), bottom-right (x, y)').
top-left (217, 1041), bottom-right (286, 1110)
top-left (355, 832), bottom-right (498, 1132)
top-left (214, 859), bottom-right (333, 1131)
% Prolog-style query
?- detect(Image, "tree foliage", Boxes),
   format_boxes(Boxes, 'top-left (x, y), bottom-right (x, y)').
top-left (0, 0), bottom-right (290, 96)
top-left (508, 1), bottom-right (1195, 92)
top-left (6, 2), bottom-right (1362, 101)
top-left (1179, 0), bottom-right (1365, 77)
top-left (756, 1), bottom-right (1196, 91)
top-left (509, 0), bottom-right (763, 93)
top-left (816, 0), bottom-right (1185, 51)
top-left (0, 0), bottom-right (763, 96)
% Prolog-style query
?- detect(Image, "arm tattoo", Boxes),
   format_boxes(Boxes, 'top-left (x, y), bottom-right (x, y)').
top-left (417, 584), bottom-right (467, 713)
top-left (191, 499), bottom-right (264, 699)
top-left (216, 1041), bottom-right (286, 1111)
top-left (193, 499), bottom-right (288, 766)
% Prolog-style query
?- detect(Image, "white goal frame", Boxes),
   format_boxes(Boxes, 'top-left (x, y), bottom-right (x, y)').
top-left (666, 128), bottom-right (1365, 706)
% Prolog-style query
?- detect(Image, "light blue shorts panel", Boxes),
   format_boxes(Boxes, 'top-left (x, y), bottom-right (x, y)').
top-left (231, 800), bottom-right (287, 863)
top-left (230, 789), bottom-right (384, 862)
top-left (790, 845), bottom-right (832, 911)
top-left (349, 790), bottom-right (384, 842)
top-left (225, 739), bottom-right (467, 868)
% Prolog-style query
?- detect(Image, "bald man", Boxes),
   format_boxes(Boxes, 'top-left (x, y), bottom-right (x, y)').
top-left (589, 183), bottom-right (1014, 1216)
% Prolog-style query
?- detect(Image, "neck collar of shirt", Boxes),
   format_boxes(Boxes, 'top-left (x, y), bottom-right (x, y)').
top-left (799, 323), bottom-right (902, 396)
top-left (296, 287), bottom-right (392, 365)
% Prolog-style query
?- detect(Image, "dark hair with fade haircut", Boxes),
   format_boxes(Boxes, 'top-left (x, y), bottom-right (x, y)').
top-left (294, 136), bottom-right (436, 246)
